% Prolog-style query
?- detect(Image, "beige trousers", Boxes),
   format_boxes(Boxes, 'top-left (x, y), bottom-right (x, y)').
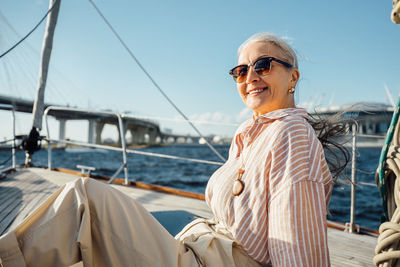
top-left (0, 178), bottom-right (262, 267)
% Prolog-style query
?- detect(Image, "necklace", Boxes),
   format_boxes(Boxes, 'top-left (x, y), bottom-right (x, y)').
top-left (232, 168), bottom-right (245, 196)
top-left (232, 136), bottom-right (254, 196)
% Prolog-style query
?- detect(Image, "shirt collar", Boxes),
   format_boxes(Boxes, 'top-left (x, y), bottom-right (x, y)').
top-left (236, 107), bottom-right (308, 144)
top-left (253, 107), bottom-right (309, 123)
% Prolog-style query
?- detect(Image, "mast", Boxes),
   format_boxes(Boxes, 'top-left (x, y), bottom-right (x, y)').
top-left (24, 0), bottom-right (61, 166)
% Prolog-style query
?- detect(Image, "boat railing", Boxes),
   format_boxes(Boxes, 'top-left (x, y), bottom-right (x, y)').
top-left (344, 125), bottom-right (384, 233)
top-left (44, 106), bottom-right (129, 184)
top-left (43, 106), bottom-right (224, 185)
top-left (0, 105), bottom-right (385, 234)
top-left (357, 133), bottom-right (386, 139)
top-left (0, 104), bottom-right (16, 171)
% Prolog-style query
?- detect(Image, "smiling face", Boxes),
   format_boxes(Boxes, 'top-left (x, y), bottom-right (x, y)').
top-left (237, 41), bottom-right (300, 117)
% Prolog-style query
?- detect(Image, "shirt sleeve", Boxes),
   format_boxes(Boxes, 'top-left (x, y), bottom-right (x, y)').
top-left (267, 122), bottom-right (330, 267)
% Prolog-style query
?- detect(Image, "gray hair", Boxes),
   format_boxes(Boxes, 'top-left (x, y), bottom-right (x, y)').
top-left (238, 33), bottom-right (352, 180)
top-left (238, 32), bottom-right (298, 69)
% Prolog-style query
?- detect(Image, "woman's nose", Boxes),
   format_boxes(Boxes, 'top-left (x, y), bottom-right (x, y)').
top-left (246, 66), bottom-right (260, 84)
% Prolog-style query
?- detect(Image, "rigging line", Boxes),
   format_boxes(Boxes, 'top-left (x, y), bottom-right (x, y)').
top-left (88, 0), bottom-right (226, 162)
top-left (0, 0), bottom-right (60, 59)
top-left (0, 10), bottom-right (44, 57)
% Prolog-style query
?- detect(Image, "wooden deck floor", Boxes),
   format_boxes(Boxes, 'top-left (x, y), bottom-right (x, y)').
top-left (1, 168), bottom-right (377, 266)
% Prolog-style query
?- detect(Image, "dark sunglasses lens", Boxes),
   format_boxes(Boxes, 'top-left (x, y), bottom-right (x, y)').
top-left (254, 58), bottom-right (271, 76)
top-left (231, 66), bottom-right (248, 83)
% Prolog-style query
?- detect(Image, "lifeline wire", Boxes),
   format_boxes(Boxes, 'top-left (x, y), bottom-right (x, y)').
top-left (0, 155), bottom-right (13, 166)
top-left (88, 0), bottom-right (226, 163)
top-left (0, 0), bottom-right (60, 59)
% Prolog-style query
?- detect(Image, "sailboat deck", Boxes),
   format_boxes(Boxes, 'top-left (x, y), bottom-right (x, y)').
top-left (1, 168), bottom-right (377, 266)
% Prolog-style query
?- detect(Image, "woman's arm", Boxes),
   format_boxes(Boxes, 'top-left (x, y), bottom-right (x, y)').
top-left (268, 180), bottom-right (330, 266)
top-left (267, 121), bottom-right (332, 266)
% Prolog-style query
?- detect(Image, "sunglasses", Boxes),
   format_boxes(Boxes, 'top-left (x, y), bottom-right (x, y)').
top-left (229, 57), bottom-right (293, 83)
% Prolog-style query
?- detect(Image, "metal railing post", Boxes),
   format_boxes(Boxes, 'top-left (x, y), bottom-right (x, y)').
top-left (117, 115), bottom-right (129, 185)
top-left (44, 110), bottom-right (52, 170)
top-left (348, 124), bottom-right (358, 233)
top-left (0, 104), bottom-right (17, 169)
top-left (11, 108), bottom-right (16, 169)
top-left (44, 106), bottom-right (132, 182)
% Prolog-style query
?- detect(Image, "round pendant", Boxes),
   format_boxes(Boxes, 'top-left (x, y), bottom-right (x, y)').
top-left (232, 179), bottom-right (244, 196)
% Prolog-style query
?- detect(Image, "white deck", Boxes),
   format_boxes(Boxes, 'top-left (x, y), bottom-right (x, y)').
top-left (0, 168), bottom-right (377, 266)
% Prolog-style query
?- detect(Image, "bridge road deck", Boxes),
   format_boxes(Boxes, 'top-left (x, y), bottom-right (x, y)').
top-left (1, 168), bottom-right (377, 266)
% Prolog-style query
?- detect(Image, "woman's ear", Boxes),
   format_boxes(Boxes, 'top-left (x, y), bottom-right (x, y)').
top-left (290, 69), bottom-right (300, 88)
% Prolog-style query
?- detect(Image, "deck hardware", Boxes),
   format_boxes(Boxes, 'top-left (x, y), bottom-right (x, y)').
top-left (344, 222), bottom-right (360, 234)
top-left (77, 165), bottom-right (96, 177)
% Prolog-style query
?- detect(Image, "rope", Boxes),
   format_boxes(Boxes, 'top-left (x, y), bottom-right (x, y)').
top-left (374, 96), bottom-right (400, 266)
top-left (0, 0), bottom-right (60, 59)
top-left (374, 175), bottom-right (400, 266)
top-left (378, 97), bottom-right (400, 218)
top-left (87, 0), bottom-right (226, 163)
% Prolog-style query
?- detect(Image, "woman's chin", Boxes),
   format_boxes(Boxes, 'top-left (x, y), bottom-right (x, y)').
top-left (245, 101), bottom-right (269, 114)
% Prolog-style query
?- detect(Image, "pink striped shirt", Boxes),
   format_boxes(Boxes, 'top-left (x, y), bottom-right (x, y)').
top-left (205, 107), bottom-right (333, 266)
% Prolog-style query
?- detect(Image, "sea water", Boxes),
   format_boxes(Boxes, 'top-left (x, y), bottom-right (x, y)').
top-left (0, 145), bottom-right (382, 230)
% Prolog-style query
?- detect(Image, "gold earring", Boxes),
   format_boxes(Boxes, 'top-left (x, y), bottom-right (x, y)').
top-left (288, 88), bottom-right (295, 94)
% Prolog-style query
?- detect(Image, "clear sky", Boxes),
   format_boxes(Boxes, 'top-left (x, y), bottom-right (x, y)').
top-left (0, 0), bottom-right (399, 141)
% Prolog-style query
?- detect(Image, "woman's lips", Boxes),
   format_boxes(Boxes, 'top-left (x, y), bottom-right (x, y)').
top-left (247, 87), bottom-right (268, 96)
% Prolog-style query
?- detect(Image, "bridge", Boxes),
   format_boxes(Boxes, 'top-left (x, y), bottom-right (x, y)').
top-left (0, 95), bottom-right (225, 146)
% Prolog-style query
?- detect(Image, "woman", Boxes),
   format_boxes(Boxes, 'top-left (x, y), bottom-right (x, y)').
top-left (0, 33), bottom-right (335, 267)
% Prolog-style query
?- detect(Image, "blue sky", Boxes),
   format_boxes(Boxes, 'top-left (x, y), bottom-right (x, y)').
top-left (0, 0), bottom-right (399, 140)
